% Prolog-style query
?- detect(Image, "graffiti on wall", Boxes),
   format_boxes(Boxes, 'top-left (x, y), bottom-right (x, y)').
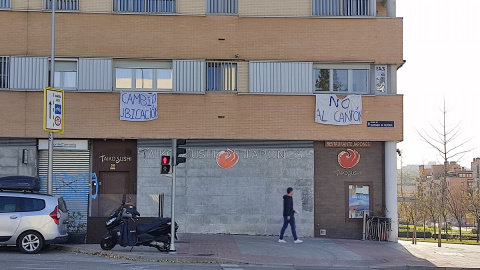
top-left (40, 172), bottom-right (98, 201)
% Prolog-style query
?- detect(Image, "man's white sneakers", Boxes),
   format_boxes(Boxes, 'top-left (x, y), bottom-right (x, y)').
top-left (278, 239), bottom-right (287, 243)
top-left (294, 239), bottom-right (303, 244)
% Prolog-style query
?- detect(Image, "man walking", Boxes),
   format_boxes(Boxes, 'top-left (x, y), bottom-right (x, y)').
top-left (279, 187), bottom-right (303, 243)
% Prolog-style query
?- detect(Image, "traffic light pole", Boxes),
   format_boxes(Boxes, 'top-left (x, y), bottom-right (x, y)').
top-left (169, 139), bottom-right (177, 253)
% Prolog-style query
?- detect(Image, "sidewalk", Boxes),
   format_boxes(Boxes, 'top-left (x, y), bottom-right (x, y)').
top-left (57, 234), bottom-right (478, 269)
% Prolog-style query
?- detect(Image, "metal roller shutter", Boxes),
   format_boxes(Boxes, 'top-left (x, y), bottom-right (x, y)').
top-left (38, 150), bottom-right (91, 232)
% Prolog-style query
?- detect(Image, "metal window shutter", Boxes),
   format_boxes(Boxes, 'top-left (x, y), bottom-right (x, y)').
top-left (38, 150), bottom-right (91, 231)
top-left (10, 57), bottom-right (49, 90)
top-left (78, 58), bottom-right (113, 92)
top-left (172, 60), bottom-right (206, 93)
top-left (250, 62), bottom-right (313, 94)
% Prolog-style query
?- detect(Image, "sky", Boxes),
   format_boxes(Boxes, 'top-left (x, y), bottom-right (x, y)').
top-left (396, 0), bottom-right (480, 169)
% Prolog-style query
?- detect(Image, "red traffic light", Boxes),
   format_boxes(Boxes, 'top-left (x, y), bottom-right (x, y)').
top-left (161, 156), bottom-right (171, 165)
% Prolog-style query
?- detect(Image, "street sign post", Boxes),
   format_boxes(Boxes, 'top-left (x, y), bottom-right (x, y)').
top-left (44, 87), bottom-right (64, 133)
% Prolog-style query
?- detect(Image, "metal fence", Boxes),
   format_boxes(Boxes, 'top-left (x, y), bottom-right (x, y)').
top-left (0, 0), bottom-right (10, 9)
top-left (206, 61), bottom-right (237, 91)
top-left (206, 0), bottom-right (237, 14)
top-left (313, 0), bottom-right (375, 16)
top-left (0, 56), bottom-right (9, 89)
top-left (45, 0), bottom-right (79, 10)
top-left (114, 0), bottom-right (176, 13)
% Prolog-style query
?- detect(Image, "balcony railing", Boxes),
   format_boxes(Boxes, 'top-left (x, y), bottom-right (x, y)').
top-left (45, 0), bottom-right (79, 10)
top-left (206, 61), bottom-right (237, 91)
top-left (114, 0), bottom-right (176, 13)
top-left (0, 0), bottom-right (10, 9)
top-left (312, 0), bottom-right (376, 16)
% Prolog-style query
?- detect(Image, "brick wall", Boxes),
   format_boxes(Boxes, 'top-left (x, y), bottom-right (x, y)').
top-left (0, 91), bottom-right (403, 141)
top-left (0, 11), bottom-right (403, 63)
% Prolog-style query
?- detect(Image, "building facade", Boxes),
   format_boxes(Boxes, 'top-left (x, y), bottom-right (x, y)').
top-left (0, 0), bottom-right (403, 242)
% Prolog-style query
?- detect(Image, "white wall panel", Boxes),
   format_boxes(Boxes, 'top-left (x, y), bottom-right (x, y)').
top-left (10, 57), bottom-right (48, 90)
top-left (78, 58), bottom-right (113, 92)
top-left (250, 61), bottom-right (313, 94)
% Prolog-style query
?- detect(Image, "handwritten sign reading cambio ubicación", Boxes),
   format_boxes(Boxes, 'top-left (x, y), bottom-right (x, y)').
top-left (120, 92), bottom-right (158, 122)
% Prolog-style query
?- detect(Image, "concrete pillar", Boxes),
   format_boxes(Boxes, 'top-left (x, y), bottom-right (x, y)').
top-left (386, 0), bottom-right (396, 18)
top-left (385, 141), bottom-right (398, 242)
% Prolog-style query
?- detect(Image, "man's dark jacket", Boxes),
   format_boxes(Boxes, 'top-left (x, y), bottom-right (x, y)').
top-left (283, 195), bottom-right (294, 217)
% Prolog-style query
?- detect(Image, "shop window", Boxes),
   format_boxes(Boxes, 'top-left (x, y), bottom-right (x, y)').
top-left (314, 64), bottom-right (369, 94)
top-left (348, 184), bottom-right (370, 219)
top-left (53, 60), bottom-right (78, 90)
top-left (115, 60), bottom-right (172, 91)
top-left (206, 61), bottom-right (237, 91)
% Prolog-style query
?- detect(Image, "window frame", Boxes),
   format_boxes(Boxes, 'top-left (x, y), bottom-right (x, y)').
top-left (44, 0), bottom-right (80, 11)
top-left (114, 60), bottom-right (173, 91)
top-left (113, 0), bottom-right (177, 13)
top-left (206, 61), bottom-right (237, 92)
top-left (206, 0), bottom-right (238, 15)
top-left (0, 0), bottom-right (11, 9)
top-left (313, 64), bottom-right (371, 94)
top-left (52, 59), bottom-right (78, 91)
top-left (312, 0), bottom-right (376, 17)
top-left (0, 56), bottom-right (9, 89)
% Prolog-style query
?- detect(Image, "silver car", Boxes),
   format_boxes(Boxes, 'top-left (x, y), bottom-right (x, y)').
top-left (0, 191), bottom-right (69, 253)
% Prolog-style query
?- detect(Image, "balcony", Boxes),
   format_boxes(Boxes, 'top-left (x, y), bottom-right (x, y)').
top-left (114, 0), bottom-right (176, 13)
top-left (45, 0), bottom-right (79, 11)
top-left (312, 0), bottom-right (376, 17)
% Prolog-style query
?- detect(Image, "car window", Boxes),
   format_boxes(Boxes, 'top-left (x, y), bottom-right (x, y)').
top-left (57, 197), bottom-right (68, 212)
top-left (0, 196), bottom-right (20, 212)
top-left (0, 196), bottom-right (45, 212)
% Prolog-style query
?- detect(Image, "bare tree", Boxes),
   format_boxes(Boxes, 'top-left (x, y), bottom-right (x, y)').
top-left (417, 100), bottom-right (472, 247)
top-left (466, 192), bottom-right (480, 242)
top-left (447, 187), bottom-right (468, 241)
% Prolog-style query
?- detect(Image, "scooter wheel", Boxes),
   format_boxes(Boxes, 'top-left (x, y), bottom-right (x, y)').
top-left (156, 244), bottom-right (169, 252)
top-left (100, 236), bottom-right (117, 250)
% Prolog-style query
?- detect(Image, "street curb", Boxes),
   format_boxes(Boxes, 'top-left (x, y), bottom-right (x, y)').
top-left (55, 245), bottom-right (249, 265)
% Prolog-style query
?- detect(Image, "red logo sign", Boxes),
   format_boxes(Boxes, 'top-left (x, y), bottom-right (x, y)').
top-left (338, 149), bottom-right (360, 169)
top-left (217, 149), bottom-right (239, 169)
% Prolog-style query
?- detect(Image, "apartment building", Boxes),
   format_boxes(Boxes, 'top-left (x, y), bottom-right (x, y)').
top-left (0, 0), bottom-right (403, 242)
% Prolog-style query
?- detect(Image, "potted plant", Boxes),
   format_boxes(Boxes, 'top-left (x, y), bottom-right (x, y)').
top-left (67, 211), bottom-right (87, 244)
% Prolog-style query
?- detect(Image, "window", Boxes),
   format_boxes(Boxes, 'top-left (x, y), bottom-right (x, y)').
top-left (115, 61), bottom-right (172, 91)
top-left (0, 197), bottom-right (45, 213)
top-left (0, 0), bottom-right (11, 9)
top-left (206, 61), bottom-right (237, 91)
top-left (114, 0), bottom-right (176, 13)
top-left (312, 0), bottom-right (375, 16)
top-left (375, 65), bottom-right (387, 93)
top-left (53, 61), bottom-right (77, 90)
top-left (315, 65), bottom-right (369, 93)
top-left (45, 0), bottom-right (79, 10)
top-left (348, 184), bottom-right (370, 219)
top-left (0, 56), bottom-right (9, 89)
top-left (206, 0), bottom-right (237, 14)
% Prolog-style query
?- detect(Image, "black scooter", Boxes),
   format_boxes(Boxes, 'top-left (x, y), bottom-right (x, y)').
top-left (100, 199), bottom-right (178, 252)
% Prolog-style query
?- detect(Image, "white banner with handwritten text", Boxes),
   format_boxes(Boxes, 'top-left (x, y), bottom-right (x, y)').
top-left (315, 94), bottom-right (362, 126)
top-left (120, 92), bottom-right (158, 121)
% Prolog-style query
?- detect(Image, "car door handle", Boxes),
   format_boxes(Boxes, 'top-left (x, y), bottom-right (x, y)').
top-left (10, 215), bottom-right (18, 219)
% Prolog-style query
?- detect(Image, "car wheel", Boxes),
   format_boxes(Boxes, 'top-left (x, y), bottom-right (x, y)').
top-left (100, 236), bottom-right (117, 250)
top-left (18, 231), bottom-right (44, 254)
